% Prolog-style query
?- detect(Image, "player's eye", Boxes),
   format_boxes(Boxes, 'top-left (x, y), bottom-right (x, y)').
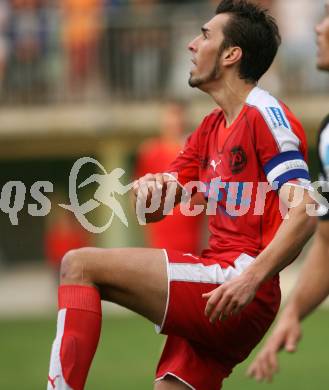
top-left (201, 28), bottom-right (209, 40)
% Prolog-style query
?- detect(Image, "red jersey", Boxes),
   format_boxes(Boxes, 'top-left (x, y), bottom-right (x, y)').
top-left (169, 87), bottom-right (310, 265)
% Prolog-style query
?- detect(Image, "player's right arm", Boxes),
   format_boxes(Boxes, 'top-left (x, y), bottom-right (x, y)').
top-left (247, 219), bottom-right (329, 382)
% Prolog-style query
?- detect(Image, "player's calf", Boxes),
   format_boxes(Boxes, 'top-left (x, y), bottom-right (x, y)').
top-left (47, 248), bottom-right (102, 390)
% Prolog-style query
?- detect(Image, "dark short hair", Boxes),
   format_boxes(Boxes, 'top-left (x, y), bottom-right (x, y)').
top-left (216, 0), bottom-right (281, 83)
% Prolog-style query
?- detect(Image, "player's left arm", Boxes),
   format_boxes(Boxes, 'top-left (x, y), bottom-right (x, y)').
top-left (247, 219), bottom-right (329, 383)
top-left (203, 184), bottom-right (317, 323)
top-left (250, 183), bottom-right (317, 278)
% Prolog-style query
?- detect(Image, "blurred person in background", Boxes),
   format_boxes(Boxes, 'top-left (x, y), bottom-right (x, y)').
top-left (0, 0), bottom-right (9, 96)
top-left (275, 0), bottom-right (319, 93)
top-left (6, 0), bottom-right (48, 102)
top-left (44, 209), bottom-right (91, 285)
top-left (135, 100), bottom-right (205, 254)
top-left (248, 1), bottom-right (329, 382)
top-left (102, 0), bottom-right (171, 99)
top-left (126, 0), bottom-right (169, 99)
top-left (60, 0), bottom-right (102, 98)
top-left (46, 2), bottom-right (317, 389)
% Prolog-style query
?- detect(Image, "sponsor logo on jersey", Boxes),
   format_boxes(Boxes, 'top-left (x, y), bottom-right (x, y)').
top-left (266, 107), bottom-right (289, 129)
top-left (229, 146), bottom-right (247, 174)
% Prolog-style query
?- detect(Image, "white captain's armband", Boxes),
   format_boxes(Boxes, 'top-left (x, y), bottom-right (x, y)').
top-left (264, 151), bottom-right (310, 190)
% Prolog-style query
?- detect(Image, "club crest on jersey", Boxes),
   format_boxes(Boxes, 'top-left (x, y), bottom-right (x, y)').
top-left (229, 146), bottom-right (247, 174)
top-left (265, 107), bottom-right (289, 129)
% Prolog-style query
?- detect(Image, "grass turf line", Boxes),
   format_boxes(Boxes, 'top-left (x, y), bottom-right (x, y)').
top-left (0, 310), bottom-right (328, 389)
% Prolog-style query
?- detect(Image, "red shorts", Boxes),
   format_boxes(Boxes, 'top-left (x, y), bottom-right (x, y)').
top-left (155, 250), bottom-right (281, 390)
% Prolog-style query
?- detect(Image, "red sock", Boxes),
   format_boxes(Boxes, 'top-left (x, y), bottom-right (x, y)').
top-left (47, 285), bottom-right (102, 390)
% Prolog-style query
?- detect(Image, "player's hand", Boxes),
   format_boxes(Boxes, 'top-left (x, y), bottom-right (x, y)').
top-left (202, 272), bottom-right (259, 323)
top-left (133, 173), bottom-right (164, 201)
top-left (132, 173), bottom-right (179, 223)
top-left (133, 173), bottom-right (177, 200)
top-left (247, 309), bottom-right (302, 382)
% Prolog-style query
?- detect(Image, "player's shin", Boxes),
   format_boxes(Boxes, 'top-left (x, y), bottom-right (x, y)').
top-left (47, 285), bottom-right (102, 390)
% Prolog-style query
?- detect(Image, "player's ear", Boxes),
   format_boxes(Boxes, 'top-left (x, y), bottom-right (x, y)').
top-left (222, 46), bottom-right (242, 67)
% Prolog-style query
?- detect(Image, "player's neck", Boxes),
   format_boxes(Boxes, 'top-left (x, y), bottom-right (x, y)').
top-left (209, 78), bottom-right (256, 127)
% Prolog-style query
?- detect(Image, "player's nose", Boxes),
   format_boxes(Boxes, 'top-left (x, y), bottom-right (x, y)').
top-left (188, 36), bottom-right (198, 52)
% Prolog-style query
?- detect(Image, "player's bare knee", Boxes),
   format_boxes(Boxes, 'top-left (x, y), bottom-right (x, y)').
top-left (60, 248), bottom-right (90, 285)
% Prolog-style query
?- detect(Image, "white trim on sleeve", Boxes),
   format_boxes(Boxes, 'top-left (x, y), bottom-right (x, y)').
top-left (246, 87), bottom-right (300, 153)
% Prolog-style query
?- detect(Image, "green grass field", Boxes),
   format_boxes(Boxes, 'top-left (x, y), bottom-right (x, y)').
top-left (0, 309), bottom-right (328, 389)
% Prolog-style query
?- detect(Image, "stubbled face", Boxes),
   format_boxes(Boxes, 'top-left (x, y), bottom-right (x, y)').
top-left (315, 2), bottom-right (329, 71)
top-left (188, 13), bottom-right (230, 89)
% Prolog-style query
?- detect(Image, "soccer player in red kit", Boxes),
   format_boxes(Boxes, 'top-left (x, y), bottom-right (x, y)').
top-left (47, 1), bottom-right (317, 389)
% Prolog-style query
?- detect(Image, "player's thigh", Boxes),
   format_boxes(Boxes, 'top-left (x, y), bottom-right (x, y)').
top-left (72, 247), bottom-right (168, 325)
top-left (154, 376), bottom-right (191, 390)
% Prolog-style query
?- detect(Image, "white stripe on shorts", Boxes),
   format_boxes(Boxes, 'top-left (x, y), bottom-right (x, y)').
top-left (169, 253), bottom-right (254, 284)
